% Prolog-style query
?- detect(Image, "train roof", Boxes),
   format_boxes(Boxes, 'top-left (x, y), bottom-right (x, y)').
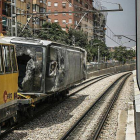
top-left (0, 37), bottom-right (86, 53)
top-left (0, 37), bottom-right (52, 45)
top-left (0, 37), bottom-right (13, 45)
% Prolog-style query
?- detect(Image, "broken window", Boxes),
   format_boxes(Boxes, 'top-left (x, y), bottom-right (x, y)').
top-left (16, 45), bottom-right (43, 92)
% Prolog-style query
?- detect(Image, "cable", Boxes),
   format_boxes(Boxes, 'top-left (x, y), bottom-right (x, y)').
top-left (100, 0), bottom-right (119, 5)
top-left (105, 34), bottom-right (122, 46)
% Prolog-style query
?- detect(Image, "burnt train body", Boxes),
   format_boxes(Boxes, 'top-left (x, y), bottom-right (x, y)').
top-left (3, 37), bottom-right (87, 94)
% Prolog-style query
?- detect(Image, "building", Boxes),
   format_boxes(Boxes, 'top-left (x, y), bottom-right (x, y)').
top-left (0, 0), bottom-right (48, 36)
top-left (32, 0), bottom-right (47, 31)
top-left (16, 0), bottom-right (33, 28)
top-left (108, 47), bottom-right (115, 52)
top-left (0, 0), bottom-right (33, 36)
top-left (46, 0), bottom-right (94, 40)
top-left (93, 1), bottom-right (108, 42)
top-left (0, 0), bottom-right (12, 35)
top-left (93, 10), bottom-right (107, 42)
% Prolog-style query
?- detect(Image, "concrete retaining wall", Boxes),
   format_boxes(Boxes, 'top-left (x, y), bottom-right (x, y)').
top-left (87, 63), bottom-right (136, 78)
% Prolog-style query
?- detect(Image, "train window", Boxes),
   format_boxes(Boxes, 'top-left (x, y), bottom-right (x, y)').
top-left (0, 46), bottom-right (4, 73)
top-left (10, 46), bottom-right (17, 72)
top-left (2, 45), bottom-right (12, 73)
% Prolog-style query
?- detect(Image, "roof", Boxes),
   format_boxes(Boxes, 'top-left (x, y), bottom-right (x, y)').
top-left (0, 37), bottom-right (86, 53)
top-left (0, 37), bottom-right (52, 46)
top-left (0, 37), bottom-right (14, 44)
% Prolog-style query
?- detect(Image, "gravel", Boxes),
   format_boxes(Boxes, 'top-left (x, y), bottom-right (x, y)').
top-left (3, 72), bottom-right (131, 140)
top-left (98, 74), bottom-right (134, 140)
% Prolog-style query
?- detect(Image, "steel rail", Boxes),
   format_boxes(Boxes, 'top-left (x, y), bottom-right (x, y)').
top-left (60, 72), bottom-right (131, 140)
top-left (0, 73), bottom-right (114, 139)
top-left (92, 73), bottom-right (131, 140)
top-left (69, 73), bottom-right (112, 97)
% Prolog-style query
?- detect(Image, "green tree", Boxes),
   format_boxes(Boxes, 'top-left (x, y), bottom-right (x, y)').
top-left (6, 23), bottom-right (34, 37)
top-left (86, 39), bottom-right (109, 62)
top-left (113, 46), bottom-right (135, 63)
top-left (67, 28), bottom-right (88, 48)
top-left (38, 22), bottom-right (69, 44)
top-left (38, 22), bottom-right (88, 47)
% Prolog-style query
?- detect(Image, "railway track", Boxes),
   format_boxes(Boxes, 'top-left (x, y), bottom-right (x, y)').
top-left (0, 73), bottom-right (116, 139)
top-left (60, 72), bottom-right (131, 140)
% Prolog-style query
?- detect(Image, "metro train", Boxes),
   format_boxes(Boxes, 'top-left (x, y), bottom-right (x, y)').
top-left (0, 39), bottom-right (18, 132)
top-left (0, 37), bottom-right (87, 132)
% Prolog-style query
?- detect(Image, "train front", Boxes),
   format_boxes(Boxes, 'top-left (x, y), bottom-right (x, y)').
top-left (0, 38), bottom-right (18, 132)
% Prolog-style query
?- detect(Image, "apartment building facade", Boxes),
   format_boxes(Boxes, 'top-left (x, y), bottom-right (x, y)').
top-left (47, 0), bottom-right (94, 40)
top-left (33, 0), bottom-right (47, 30)
top-left (93, 7), bottom-right (107, 42)
top-left (0, 0), bottom-right (33, 35)
top-left (0, 0), bottom-right (47, 35)
top-left (0, 0), bottom-right (12, 34)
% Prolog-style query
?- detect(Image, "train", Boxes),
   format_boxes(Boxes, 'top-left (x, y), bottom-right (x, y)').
top-left (0, 36), bottom-right (87, 132)
top-left (0, 38), bottom-right (18, 132)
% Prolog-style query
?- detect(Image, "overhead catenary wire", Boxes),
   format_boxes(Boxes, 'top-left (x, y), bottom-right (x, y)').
top-left (105, 34), bottom-right (122, 46)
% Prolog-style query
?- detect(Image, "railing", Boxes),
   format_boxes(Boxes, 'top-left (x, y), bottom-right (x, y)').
top-left (87, 60), bottom-right (136, 73)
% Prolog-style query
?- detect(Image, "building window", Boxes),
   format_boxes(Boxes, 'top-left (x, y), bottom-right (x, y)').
top-left (48, 2), bottom-right (51, 6)
top-left (54, 19), bottom-right (58, 23)
top-left (54, 2), bottom-right (58, 7)
top-left (62, 19), bottom-right (66, 24)
top-left (69, 11), bottom-right (72, 15)
top-left (75, 21), bottom-right (78, 25)
top-left (62, 13), bottom-right (66, 16)
top-left (69, 3), bottom-right (72, 7)
top-left (33, 4), bottom-right (39, 12)
top-left (40, 7), bottom-right (43, 13)
top-left (43, 0), bottom-right (46, 4)
top-left (48, 10), bottom-right (51, 15)
top-left (17, 8), bottom-right (20, 14)
top-left (48, 18), bottom-right (51, 22)
top-left (62, 2), bottom-right (66, 8)
top-left (69, 19), bottom-right (72, 23)
top-left (33, 4), bottom-right (35, 12)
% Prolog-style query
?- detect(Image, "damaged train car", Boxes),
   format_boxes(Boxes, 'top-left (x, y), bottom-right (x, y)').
top-left (2, 37), bottom-right (87, 95)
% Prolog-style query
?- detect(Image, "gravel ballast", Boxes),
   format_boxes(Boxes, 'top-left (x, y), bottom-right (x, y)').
top-left (3, 72), bottom-right (132, 140)
top-left (98, 74), bottom-right (134, 140)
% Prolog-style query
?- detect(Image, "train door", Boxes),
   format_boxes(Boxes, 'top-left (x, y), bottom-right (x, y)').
top-left (136, 0), bottom-right (140, 90)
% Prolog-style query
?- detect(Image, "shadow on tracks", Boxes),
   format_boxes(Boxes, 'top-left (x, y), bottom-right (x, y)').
top-left (19, 94), bottom-right (88, 130)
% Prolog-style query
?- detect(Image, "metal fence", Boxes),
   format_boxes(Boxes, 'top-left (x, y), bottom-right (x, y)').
top-left (87, 60), bottom-right (136, 73)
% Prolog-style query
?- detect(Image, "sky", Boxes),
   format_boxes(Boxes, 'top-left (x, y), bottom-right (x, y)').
top-left (100, 0), bottom-right (136, 47)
